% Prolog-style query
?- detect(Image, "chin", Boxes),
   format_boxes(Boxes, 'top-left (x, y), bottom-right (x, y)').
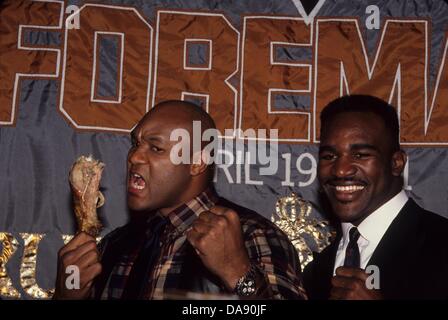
top-left (330, 203), bottom-right (365, 223)
top-left (127, 199), bottom-right (151, 212)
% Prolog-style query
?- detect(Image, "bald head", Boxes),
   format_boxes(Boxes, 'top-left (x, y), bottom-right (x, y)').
top-left (143, 100), bottom-right (216, 135)
top-left (127, 100), bottom-right (217, 214)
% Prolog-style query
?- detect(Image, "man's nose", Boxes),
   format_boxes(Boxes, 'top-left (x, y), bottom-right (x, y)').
top-left (128, 147), bottom-right (146, 165)
top-left (332, 156), bottom-right (356, 177)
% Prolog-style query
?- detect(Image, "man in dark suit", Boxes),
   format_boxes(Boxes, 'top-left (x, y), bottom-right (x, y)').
top-left (304, 95), bottom-right (448, 300)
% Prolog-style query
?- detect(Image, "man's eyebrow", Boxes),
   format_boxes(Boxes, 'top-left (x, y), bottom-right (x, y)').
top-left (319, 145), bottom-right (336, 153)
top-left (319, 144), bottom-right (380, 153)
top-left (144, 135), bottom-right (165, 143)
top-left (350, 143), bottom-right (380, 152)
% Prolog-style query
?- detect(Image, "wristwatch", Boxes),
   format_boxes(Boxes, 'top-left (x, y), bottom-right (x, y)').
top-left (234, 265), bottom-right (257, 297)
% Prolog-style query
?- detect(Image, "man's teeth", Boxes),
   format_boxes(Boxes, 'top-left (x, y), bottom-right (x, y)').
top-left (334, 185), bottom-right (365, 192)
top-left (131, 173), bottom-right (145, 190)
top-left (132, 183), bottom-right (145, 190)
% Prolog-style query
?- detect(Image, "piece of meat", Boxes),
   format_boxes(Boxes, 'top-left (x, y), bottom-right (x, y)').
top-left (69, 155), bottom-right (105, 237)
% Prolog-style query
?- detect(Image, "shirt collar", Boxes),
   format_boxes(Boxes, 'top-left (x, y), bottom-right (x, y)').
top-left (164, 188), bottom-right (218, 236)
top-left (341, 190), bottom-right (409, 246)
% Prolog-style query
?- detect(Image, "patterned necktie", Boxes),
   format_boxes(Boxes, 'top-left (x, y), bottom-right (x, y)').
top-left (343, 227), bottom-right (361, 268)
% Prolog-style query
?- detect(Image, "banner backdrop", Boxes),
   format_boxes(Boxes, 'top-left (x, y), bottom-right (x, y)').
top-left (0, 0), bottom-right (447, 299)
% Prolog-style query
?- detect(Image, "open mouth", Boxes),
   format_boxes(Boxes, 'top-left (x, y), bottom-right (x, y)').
top-left (333, 185), bottom-right (365, 193)
top-left (327, 181), bottom-right (367, 202)
top-left (128, 172), bottom-right (146, 191)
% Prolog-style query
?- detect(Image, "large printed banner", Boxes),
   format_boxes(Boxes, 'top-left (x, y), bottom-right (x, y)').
top-left (0, 0), bottom-right (447, 299)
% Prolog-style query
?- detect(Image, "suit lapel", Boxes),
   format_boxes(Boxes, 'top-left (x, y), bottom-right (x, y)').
top-left (366, 199), bottom-right (424, 298)
top-left (368, 199), bottom-right (421, 268)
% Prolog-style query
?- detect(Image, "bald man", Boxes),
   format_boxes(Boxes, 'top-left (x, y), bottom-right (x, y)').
top-left (53, 100), bottom-right (306, 300)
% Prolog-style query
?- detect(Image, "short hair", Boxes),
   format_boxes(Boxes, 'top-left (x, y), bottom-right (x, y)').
top-left (320, 95), bottom-right (400, 151)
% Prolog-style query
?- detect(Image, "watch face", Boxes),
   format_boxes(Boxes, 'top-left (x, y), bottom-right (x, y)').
top-left (237, 275), bottom-right (256, 296)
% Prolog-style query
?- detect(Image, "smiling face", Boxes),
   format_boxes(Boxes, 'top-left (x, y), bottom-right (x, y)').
top-left (127, 106), bottom-right (195, 215)
top-left (318, 111), bottom-right (406, 225)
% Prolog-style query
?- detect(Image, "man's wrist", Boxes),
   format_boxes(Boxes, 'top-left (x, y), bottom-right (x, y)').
top-left (234, 264), bottom-right (259, 297)
top-left (222, 261), bottom-right (251, 291)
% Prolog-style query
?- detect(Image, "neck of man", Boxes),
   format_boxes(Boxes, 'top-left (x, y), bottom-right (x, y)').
top-left (158, 177), bottom-right (212, 217)
top-left (351, 180), bottom-right (404, 226)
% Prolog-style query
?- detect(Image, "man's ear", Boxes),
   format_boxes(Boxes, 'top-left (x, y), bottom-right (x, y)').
top-left (190, 151), bottom-right (208, 176)
top-left (391, 149), bottom-right (407, 177)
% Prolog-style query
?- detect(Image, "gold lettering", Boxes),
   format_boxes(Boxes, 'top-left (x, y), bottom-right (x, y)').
top-left (0, 232), bottom-right (21, 298)
top-left (19, 233), bottom-right (54, 299)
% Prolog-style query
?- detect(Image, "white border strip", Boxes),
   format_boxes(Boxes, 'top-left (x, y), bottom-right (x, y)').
top-left (90, 31), bottom-right (124, 104)
top-left (181, 91), bottom-right (210, 113)
top-left (153, 10), bottom-right (240, 139)
top-left (239, 16), bottom-right (313, 142)
top-left (183, 39), bottom-right (212, 70)
top-left (59, 4), bottom-right (153, 132)
top-left (313, 18), bottom-right (436, 145)
top-left (3, 0), bottom-right (64, 125)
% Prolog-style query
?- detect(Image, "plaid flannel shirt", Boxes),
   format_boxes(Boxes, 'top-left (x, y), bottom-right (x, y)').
top-left (93, 189), bottom-right (307, 300)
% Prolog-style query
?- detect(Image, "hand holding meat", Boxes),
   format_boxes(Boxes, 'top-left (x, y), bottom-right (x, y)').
top-left (69, 155), bottom-right (105, 237)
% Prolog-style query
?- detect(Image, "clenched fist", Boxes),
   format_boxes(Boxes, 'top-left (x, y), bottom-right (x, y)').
top-left (330, 267), bottom-right (383, 300)
top-left (186, 206), bottom-right (250, 291)
top-left (53, 232), bottom-right (102, 300)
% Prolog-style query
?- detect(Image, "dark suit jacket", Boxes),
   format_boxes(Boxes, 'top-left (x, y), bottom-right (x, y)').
top-left (303, 198), bottom-right (448, 299)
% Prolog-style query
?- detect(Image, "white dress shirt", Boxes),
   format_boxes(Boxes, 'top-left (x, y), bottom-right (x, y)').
top-left (333, 190), bottom-right (409, 274)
